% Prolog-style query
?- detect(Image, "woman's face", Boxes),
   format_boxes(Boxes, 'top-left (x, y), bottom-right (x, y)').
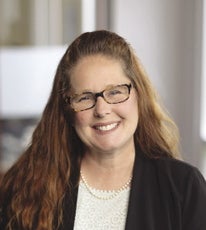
top-left (70, 55), bottom-right (139, 154)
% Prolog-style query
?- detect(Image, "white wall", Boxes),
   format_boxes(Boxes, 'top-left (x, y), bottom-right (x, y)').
top-left (201, 0), bottom-right (206, 142)
top-left (0, 46), bottom-right (66, 118)
top-left (111, 0), bottom-right (204, 168)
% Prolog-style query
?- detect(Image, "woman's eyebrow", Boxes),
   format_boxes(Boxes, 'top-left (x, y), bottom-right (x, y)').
top-left (71, 83), bottom-right (123, 95)
top-left (73, 89), bottom-right (94, 95)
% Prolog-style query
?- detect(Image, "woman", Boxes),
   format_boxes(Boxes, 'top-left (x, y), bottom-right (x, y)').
top-left (0, 30), bottom-right (206, 230)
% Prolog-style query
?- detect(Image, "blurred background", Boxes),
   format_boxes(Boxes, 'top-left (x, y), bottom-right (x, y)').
top-left (0, 0), bottom-right (206, 178)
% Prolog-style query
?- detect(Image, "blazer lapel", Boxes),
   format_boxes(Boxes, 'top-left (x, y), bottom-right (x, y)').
top-left (125, 153), bottom-right (159, 229)
top-left (61, 170), bottom-right (79, 230)
top-left (125, 153), bottom-right (172, 230)
top-left (125, 153), bottom-right (143, 229)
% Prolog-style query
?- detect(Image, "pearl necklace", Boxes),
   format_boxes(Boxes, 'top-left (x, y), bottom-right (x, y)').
top-left (80, 171), bottom-right (132, 200)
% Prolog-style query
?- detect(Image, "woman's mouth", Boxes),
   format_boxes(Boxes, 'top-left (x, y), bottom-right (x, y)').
top-left (93, 122), bottom-right (119, 131)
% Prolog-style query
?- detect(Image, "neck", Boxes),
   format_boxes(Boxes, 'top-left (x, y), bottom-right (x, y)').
top-left (80, 146), bottom-right (135, 190)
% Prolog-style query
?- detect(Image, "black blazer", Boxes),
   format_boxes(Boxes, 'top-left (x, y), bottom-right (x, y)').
top-left (62, 154), bottom-right (206, 230)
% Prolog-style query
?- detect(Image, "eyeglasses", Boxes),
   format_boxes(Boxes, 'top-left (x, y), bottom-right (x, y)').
top-left (66, 83), bottom-right (132, 112)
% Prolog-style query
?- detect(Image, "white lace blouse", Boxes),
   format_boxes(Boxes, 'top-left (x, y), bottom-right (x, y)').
top-left (73, 180), bottom-right (130, 229)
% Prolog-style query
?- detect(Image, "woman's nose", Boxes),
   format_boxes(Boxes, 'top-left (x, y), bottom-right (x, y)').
top-left (93, 96), bottom-right (111, 117)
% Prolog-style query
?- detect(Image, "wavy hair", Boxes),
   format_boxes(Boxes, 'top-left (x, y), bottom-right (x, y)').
top-left (0, 30), bottom-right (180, 229)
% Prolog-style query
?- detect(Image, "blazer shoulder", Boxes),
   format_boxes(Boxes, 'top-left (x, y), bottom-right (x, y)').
top-left (154, 157), bottom-right (204, 178)
top-left (151, 157), bottom-right (206, 198)
top-left (152, 158), bottom-right (206, 230)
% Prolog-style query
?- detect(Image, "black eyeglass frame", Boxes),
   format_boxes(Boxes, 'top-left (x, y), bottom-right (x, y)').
top-left (65, 83), bottom-right (132, 112)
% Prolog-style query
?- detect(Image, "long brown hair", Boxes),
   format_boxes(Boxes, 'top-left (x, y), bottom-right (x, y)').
top-left (0, 30), bottom-right (180, 229)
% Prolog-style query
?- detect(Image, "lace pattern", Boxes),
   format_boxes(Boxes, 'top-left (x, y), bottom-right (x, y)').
top-left (74, 180), bottom-right (130, 229)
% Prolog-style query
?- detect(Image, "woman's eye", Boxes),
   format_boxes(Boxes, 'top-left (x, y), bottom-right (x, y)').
top-left (77, 94), bottom-right (92, 102)
top-left (108, 89), bottom-right (122, 96)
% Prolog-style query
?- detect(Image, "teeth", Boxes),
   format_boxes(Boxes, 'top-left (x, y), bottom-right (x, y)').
top-left (96, 123), bottom-right (118, 131)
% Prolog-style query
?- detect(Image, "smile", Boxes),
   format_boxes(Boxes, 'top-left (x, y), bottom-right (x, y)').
top-left (94, 122), bottom-right (119, 131)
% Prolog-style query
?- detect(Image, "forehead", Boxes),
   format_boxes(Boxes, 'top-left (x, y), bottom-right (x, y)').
top-left (69, 55), bottom-right (129, 92)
